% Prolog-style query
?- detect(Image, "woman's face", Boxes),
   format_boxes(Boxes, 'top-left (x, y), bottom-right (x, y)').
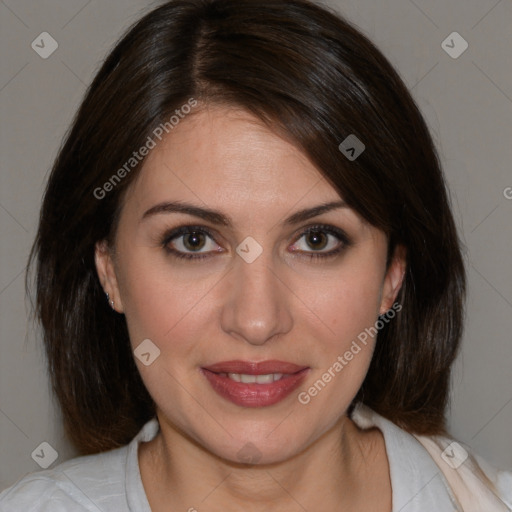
top-left (96, 106), bottom-right (404, 464)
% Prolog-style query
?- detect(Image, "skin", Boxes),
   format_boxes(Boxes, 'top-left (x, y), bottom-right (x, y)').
top-left (95, 105), bottom-right (405, 511)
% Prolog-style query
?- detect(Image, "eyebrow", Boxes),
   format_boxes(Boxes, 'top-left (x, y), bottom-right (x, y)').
top-left (140, 200), bottom-right (347, 226)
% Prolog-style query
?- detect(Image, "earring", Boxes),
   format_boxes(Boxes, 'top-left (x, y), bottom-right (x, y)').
top-left (105, 292), bottom-right (115, 310)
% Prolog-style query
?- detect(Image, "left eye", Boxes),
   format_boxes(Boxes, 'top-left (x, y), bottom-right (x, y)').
top-left (290, 229), bottom-right (342, 253)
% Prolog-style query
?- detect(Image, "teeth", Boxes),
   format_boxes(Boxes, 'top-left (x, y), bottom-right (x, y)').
top-left (254, 374), bottom-right (274, 384)
top-left (227, 373), bottom-right (284, 383)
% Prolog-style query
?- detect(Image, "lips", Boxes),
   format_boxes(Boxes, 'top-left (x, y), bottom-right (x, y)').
top-left (201, 360), bottom-right (310, 407)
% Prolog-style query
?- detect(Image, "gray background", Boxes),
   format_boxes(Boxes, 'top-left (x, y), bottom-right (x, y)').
top-left (1, 0), bottom-right (511, 490)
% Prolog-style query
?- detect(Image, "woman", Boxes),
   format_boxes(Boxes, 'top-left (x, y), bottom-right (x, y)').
top-left (1, 0), bottom-right (510, 510)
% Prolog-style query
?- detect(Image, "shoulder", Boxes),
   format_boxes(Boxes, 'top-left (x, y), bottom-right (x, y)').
top-left (0, 418), bottom-right (159, 512)
top-left (0, 446), bottom-right (128, 512)
top-left (414, 433), bottom-right (512, 511)
top-left (351, 404), bottom-right (512, 511)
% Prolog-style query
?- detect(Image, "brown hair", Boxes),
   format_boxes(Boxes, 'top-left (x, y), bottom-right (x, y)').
top-left (27, 0), bottom-right (466, 453)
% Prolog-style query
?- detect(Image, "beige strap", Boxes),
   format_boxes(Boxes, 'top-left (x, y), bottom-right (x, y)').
top-left (414, 435), bottom-right (509, 512)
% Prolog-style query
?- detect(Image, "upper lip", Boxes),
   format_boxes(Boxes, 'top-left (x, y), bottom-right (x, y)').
top-left (202, 360), bottom-right (308, 375)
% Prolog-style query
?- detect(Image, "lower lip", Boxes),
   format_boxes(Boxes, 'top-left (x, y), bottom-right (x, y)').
top-left (201, 368), bottom-right (310, 407)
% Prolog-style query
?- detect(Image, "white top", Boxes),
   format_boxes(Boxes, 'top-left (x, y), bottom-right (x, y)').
top-left (1, 405), bottom-right (511, 511)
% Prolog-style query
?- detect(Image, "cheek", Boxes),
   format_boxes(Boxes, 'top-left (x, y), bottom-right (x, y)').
top-left (292, 266), bottom-right (384, 425)
top-left (117, 250), bottom-right (221, 349)
top-left (116, 255), bottom-right (218, 413)
top-left (289, 255), bottom-right (386, 411)
top-left (293, 257), bottom-right (385, 348)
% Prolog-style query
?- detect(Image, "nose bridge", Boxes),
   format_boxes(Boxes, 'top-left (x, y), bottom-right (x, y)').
top-left (220, 248), bottom-right (293, 345)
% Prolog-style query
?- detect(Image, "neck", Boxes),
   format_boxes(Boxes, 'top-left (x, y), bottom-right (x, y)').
top-left (139, 413), bottom-right (391, 512)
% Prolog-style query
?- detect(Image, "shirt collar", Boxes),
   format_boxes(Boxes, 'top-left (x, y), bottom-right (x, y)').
top-left (126, 417), bottom-right (159, 512)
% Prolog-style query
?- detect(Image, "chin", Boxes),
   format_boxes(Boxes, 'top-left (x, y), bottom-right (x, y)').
top-left (193, 419), bottom-right (315, 467)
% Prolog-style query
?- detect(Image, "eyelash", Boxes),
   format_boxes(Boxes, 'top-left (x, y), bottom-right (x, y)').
top-left (160, 224), bottom-right (352, 261)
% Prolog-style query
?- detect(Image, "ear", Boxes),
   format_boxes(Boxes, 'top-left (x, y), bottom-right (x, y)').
top-left (94, 240), bottom-right (124, 313)
top-left (379, 244), bottom-right (406, 315)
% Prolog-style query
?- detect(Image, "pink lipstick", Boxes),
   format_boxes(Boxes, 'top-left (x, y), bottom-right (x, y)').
top-left (201, 360), bottom-right (309, 407)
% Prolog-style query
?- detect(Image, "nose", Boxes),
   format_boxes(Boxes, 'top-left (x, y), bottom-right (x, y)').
top-left (220, 251), bottom-right (293, 346)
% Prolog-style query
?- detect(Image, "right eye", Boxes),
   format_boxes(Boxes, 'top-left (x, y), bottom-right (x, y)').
top-left (161, 226), bottom-right (223, 260)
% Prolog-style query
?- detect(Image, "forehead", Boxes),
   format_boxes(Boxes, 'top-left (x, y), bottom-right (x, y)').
top-left (121, 106), bottom-right (346, 225)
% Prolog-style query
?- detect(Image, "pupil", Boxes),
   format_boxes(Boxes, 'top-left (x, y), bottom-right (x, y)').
top-left (307, 231), bottom-right (327, 250)
top-left (184, 232), bottom-right (205, 251)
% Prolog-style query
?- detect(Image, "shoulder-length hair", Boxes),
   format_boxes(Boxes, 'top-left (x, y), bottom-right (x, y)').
top-left (27, 0), bottom-right (466, 453)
